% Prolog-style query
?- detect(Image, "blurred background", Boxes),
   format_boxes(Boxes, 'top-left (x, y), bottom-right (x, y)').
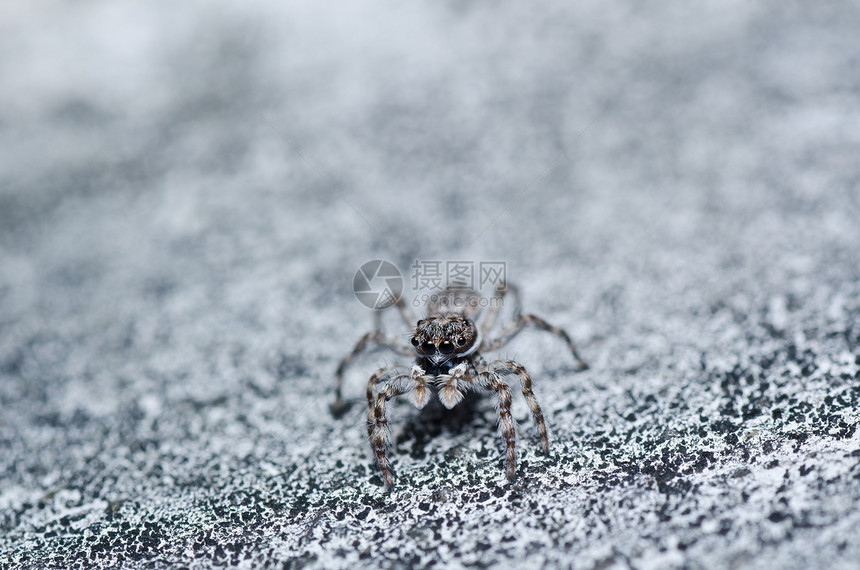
top-left (2, 1), bottom-right (859, 568)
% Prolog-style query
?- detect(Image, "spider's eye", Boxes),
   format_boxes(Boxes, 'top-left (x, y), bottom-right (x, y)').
top-left (439, 341), bottom-right (454, 354)
top-left (411, 337), bottom-right (420, 347)
top-left (454, 337), bottom-right (465, 347)
top-left (421, 341), bottom-right (436, 354)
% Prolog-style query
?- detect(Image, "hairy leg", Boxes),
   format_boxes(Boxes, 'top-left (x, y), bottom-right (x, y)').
top-left (368, 376), bottom-right (412, 488)
top-left (332, 331), bottom-right (412, 416)
top-left (490, 359), bottom-right (549, 452)
top-left (482, 313), bottom-right (588, 369)
top-left (368, 363), bottom-right (433, 413)
top-left (476, 368), bottom-right (518, 480)
top-left (365, 366), bottom-right (402, 439)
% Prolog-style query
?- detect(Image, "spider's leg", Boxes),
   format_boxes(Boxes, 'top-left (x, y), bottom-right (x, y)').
top-left (482, 313), bottom-right (588, 370)
top-left (477, 368), bottom-right (518, 480)
top-left (479, 282), bottom-right (522, 335)
top-left (333, 331), bottom-right (412, 416)
top-left (365, 366), bottom-right (408, 438)
top-left (370, 363), bottom-right (432, 413)
top-left (490, 359), bottom-right (549, 452)
top-left (368, 373), bottom-right (412, 488)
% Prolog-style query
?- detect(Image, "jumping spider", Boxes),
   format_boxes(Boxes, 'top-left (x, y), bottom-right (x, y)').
top-left (333, 283), bottom-right (588, 488)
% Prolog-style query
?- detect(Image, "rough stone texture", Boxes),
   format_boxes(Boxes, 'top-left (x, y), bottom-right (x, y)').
top-left (2, 1), bottom-right (860, 569)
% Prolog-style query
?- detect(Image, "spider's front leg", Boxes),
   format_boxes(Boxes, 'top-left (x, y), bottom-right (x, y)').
top-left (365, 364), bottom-right (433, 439)
top-left (366, 368), bottom-right (414, 488)
top-left (364, 366), bottom-right (403, 439)
top-left (489, 359), bottom-right (549, 452)
top-left (476, 367), bottom-right (518, 480)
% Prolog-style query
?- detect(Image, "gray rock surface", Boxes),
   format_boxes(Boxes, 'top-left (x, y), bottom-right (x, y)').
top-left (2, 1), bottom-right (860, 568)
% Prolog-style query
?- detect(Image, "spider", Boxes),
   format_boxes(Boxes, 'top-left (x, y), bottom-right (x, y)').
top-left (332, 283), bottom-right (588, 488)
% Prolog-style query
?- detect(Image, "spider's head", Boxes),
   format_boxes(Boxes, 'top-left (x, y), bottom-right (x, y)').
top-left (411, 313), bottom-right (480, 365)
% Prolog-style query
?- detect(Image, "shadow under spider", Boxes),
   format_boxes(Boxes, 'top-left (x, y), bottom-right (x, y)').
top-left (395, 392), bottom-right (491, 460)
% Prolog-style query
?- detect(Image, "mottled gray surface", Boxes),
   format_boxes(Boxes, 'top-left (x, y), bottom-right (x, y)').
top-left (2, 1), bottom-right (860, 568)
